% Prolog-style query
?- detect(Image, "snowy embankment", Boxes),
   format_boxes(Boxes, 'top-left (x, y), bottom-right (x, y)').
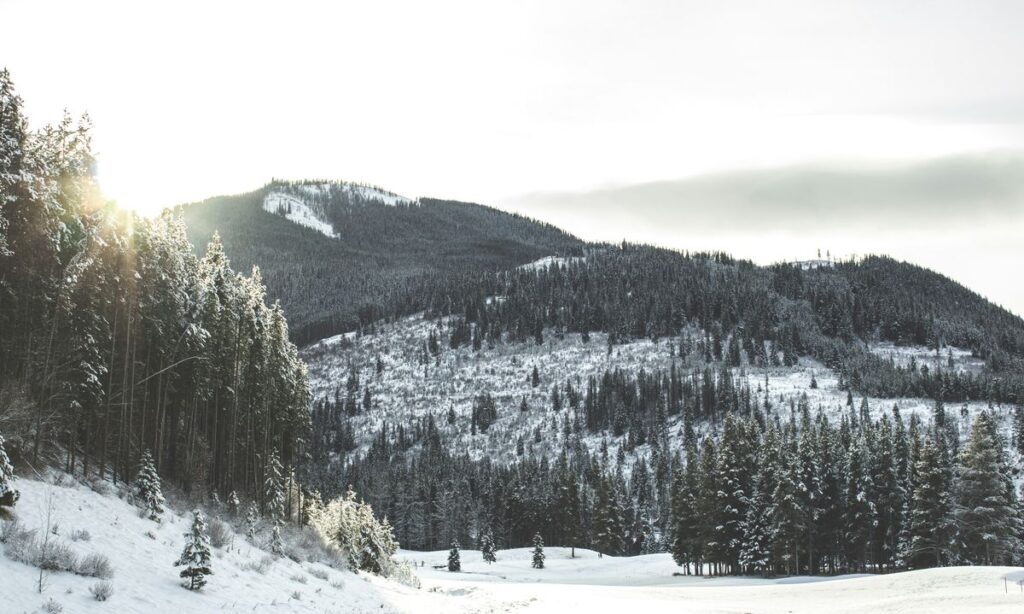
top-left (2, 477), bottom-right (1021, 613)
top-left (404, 546), bottom-right (1024, 614)
top-left (0, 476), bottom-right (436, 614)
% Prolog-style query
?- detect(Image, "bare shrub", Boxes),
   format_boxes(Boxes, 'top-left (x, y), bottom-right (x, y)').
top-left (70, 529), bottom-right (91, 542)
top-left (42, 597), bottom-right (63, 613)
top-left (290, 573), bottom-right (307, 584)
top-left (306, 565), bottom-right (329, 581)
top-left (89, 581), bottom-right (114, 602)
top-left (37, 539), bottom-right (78, 572)
top-left (242, 554), bottom-right (275, 575)
top-left (207, 518), bottom-right (230, 549)
top-left (290, 590), bottom-right (302, 601)
top-left (77, 552), bottom-right (114, 579)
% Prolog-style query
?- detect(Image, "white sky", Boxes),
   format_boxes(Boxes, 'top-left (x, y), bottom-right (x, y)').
top-left (2, 0), bottom-right (1023, 314)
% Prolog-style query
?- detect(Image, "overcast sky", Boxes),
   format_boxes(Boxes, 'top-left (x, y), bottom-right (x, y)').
top-left (2, 0), bottom-right (1022, 314)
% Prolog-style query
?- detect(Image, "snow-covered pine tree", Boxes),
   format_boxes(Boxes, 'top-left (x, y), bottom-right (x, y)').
top-left (226, 491), bottom-right (240, 517)
top-left (531, 533), bottom-right (545, 569)
top-left (264, 448), bottom-right (286, 522)
top-left (134, 450), bottom-right (164, 521)
top-left (843, 434), bottom-right (875, 572)
top-left (480, 530), bottom-right (496, 563)
top-left (447, 540), bottom-right (461, 572)
top-left (175, 510), bottom-right (213, 590)
top-left (246, 501), bottom-right (260, 539)
top-left (270, 521), bottom-right (284, 556)
top-left (909, 436), bottom-right (953, 568)
top-left (954, 411), bottom-right (1021, 565)
top-left (0, 434), bottom-right (19, 508)
top-left (670, 443), bottom-right (700, 574)
top-left (592, 472), bottom-right (625, 556)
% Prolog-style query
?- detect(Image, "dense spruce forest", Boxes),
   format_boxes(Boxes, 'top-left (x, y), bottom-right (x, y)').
top-left (179, 180), bottom-right (583, 345)
top-left (0, 70), bottom-right (309, 509)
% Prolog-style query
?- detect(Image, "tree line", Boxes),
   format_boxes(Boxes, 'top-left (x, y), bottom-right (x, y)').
top-left (0, 70), bottom-right (309, 509)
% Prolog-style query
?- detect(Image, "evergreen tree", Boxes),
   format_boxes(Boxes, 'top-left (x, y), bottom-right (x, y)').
top-left (226, 491), bottom-right (240, 517)
top-left (0, 434), bottom-right (20, 508)
top-left (448, 540), bottom-right (461, 572)
top-left (270, 521), bottom-right (284, 556)
top-left (134, 450), bottom-right (165, 521)
top-left (246, 502), bottom-right (260, 540)
top-left (264, 448), bottom-right (286, 522)
top-left (954, 411), bottom-right (1021, 565)
top-left (670, 443), bottom-right (700, 574)
top-left (531, 532), bottom-right (545, 569)
top-left (844, 434), bottom-right (875, 572)
top-left (481, 530), bottom-right (497, 563)
top-left (909, 436), bottom-right (953, 568)
top-left (175, 510), bottom-right (213, 590)
top-left (592, 473), bottom-right (625, 555)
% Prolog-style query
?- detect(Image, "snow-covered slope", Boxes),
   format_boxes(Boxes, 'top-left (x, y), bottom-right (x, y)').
top-left (517, 255), bottom-right (586, 272)
top-left (262, 192), bottom-right (339, 238)
top-left (0, 475), bottom-right (434, 614)
top-left (261, 181), bottom-right (417, 239)
top-left (302, 313), bottom-right (1011, 466)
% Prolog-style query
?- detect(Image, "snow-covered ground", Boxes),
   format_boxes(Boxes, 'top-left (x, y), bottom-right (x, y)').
top-left (3, 476), bottom-right (1021, 613)
top-left (400, 546), bottom-right (1024, 613)
top-left (0, 476), bottom-right (435, 614)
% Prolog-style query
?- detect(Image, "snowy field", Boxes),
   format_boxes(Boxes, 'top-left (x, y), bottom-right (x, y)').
top-left (2, 476), bottom-right (1022, 613)
top-left (401, 546), bottom-right (1024, 613)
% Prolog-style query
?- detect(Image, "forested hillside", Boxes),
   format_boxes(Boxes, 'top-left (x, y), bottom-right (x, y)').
top-left (179, 180), bottom-right (583, 345)
top-left (298, 245), bottom-right (1024, 575)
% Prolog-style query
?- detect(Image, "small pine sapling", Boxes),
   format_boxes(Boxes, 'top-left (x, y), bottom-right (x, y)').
top-left (447, 540), bottom-right (460, 572)
top-left (175, 510), bottom-right (213, 590)
top-left (480, 531), bottom-right (496, 564)
top-left (246, 501), bottom-right (260, 540)
top-left (531, 533), bottom-right (545, 569)
top-left (133, 450), bottom-right (164, 521)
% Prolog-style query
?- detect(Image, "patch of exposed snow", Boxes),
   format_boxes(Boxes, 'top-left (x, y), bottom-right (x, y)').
top-left (263, 192), bottom-right (338, 238)
top-left (518, 256), bottom-right (586, 272)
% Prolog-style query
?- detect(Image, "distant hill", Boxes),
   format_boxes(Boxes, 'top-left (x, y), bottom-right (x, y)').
top-left (178, 180), bottom-right (584, 345)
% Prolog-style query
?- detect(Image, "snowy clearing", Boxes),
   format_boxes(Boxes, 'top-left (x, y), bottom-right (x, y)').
top-left (400, 546), bottom-right (1024, 613)
top-left (518, 256), bottom-right (586, 272)
top-left (262, 192), bottom-right (338, 238)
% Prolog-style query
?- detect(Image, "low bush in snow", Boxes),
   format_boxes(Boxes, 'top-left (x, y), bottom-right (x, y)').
top-left (89, 580), bottom-right (114, 601)
top-left (207, 517), bottom-right (230, 549)
top-left (242, 554), bottom-right (275, 575)
top-left (306, 565), bottom-right (329, 581)
top-left (77, 552), bottom-right (114, 579)
top-left (42, 597), bottom-right (63, 613)
top-left (70, 528), bottom-right (91, 542)
top-left (37, 539), bottom-right (79, 572)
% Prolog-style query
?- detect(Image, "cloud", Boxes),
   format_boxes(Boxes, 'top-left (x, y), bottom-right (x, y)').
top-left (510, 152), bottom-right (1024, 235)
